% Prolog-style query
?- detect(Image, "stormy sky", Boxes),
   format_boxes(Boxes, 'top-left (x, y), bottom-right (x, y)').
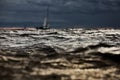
top-left (0, 0), bottom-right (120, 27)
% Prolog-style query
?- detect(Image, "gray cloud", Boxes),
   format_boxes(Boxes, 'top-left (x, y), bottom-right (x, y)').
top-left (1, 0), bottom-right (120, 14)
top-left (0, 0), bottom-right (120, 26)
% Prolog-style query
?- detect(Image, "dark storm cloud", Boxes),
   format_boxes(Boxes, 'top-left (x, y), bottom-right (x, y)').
top-left (0, 0), bottom-right (120, 26)
top-left (26, 0), bottom-right (120, 13)
top-left (1, 0), bottom-right (120, 13)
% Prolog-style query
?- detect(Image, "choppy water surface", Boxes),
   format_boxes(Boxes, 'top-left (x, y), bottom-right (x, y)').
top-left (0, 28), bottom-right (120, 80)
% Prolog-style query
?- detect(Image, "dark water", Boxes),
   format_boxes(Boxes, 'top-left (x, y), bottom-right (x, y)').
top-left (0, 22), bottom-right (120, 29)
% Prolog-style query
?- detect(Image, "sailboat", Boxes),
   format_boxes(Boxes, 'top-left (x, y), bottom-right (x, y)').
top-left (36, 6), bottom-right (50, 29)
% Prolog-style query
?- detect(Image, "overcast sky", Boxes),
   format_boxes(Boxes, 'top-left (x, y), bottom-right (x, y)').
top-left (0, 0), bottom-right (120, 27)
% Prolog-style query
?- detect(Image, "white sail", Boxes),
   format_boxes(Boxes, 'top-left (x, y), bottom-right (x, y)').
top-left (42, 6), bottom-right (50, 29)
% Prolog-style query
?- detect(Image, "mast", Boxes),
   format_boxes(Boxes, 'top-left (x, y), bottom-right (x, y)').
top-left (43, 6), bottom-right (50, 29)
